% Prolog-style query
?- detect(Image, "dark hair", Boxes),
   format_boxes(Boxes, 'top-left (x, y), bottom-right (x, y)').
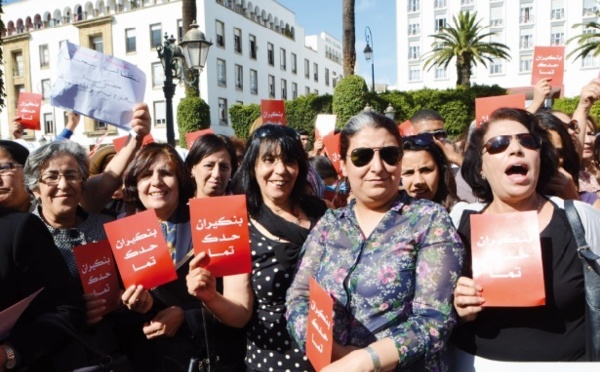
top-left (340, 112), bottom-right (402, 161)
top-left (298, 129), bottom-right (309, 136)
top-left (536, 111), bottom-right (580, 188)
top-left (403, 139), bottom-right (460, 210)
top-left (410, 108), bottom-right (444, 124)
top-left (461, 108), bottom-right (557, 202)
top-left (122, 143), bottom-right (193, 212)
top-left (185, 134), bottom-right (238, 194)
top-left (231, 124), bottom-right (309, 217)
top-left (309, 156), bottom-right (338, 181)
top-left (229, 136), bottom-right (247, 158)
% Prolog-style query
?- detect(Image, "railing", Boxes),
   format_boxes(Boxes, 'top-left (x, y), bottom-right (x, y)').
top-left (551, 8), bottom-right (565, 20)
top-left (490, 19), bottom-right (504, 26)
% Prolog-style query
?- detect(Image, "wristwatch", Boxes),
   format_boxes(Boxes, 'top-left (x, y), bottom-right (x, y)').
top-left (1, 344), bottom-right (17, 370)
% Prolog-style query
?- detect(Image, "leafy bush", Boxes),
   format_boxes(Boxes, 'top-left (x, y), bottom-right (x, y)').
top-left (176, 96), bottom-right (210, 148)
top-left (332, 75), bottom-right (369, 127)
top-left (229, 103), bottom-right (261, 139)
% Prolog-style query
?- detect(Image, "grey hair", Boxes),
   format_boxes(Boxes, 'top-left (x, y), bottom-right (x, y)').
top-left (340, 111), bottom-right (403, 160)
top-left (24, 140), bottom-right (90, 192)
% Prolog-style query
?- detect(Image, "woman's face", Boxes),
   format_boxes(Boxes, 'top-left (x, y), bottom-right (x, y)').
top-left (480, 120), bottom-right (540, 204)
top-left (582, 120), bottom-right (596, 161)
top-left (548, 129), bottom-right (564, 167)
top-left (191, 149), bottom-right (232, 198)
top-left (33, 153), bottom-right (83, 221)
top-left (0, 149), bottom-right (29, 211)
top-left (136, 155), bottom-right (180, 220)
top-left (401, 150), bottom-right (440, 201)
top-left (254, 143), bottom-right (299, 208)
top-left (341, 126), bottom-right (401, 210)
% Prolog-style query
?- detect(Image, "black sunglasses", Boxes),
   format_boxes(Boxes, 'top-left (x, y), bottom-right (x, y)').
top-left (564, 120), bottom-right (580, 134)
top-left (421, 129), bottom-right (448, 140)
top-left (254, 124), bottom-right (300, 141)
top-left (349, 146), bottom-right (403, 167)
top-left (482, 133), bottom-right (541, 155)
top-left (403, 133), bottom-right (436, 148)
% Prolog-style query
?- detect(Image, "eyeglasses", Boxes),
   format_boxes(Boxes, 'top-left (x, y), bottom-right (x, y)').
top-left (254, 124), bottom-right (300, 141)
top-left (482, 133), bottom-right (541, 155)
top-left (39, 172), bottom-right (83, 185)
top-left (421, 129), bottom-right (448, 140)
top-left (403, 133), bottom-right (436, 148)
top-left (349, 146), bottom-right (403, 167)
top-left (0, 162), bottom-right (22, 176)
top-left (564, 120), bottom-right (580, 134)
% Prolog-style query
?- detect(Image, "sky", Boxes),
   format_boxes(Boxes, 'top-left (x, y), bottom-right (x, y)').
top-left (278, 0), bottom-right (398, 88)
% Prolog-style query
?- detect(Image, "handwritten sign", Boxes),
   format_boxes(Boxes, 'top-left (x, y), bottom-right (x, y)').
top-left (315, 114), bottom-right (336, 140)
top-left (104, 210), bottom-right (177, 289)
top-left (112, 133), bottom-right (154, 153)
top-left (470, 211), bottom-right (545, 307)
top-left (475, 93), bottom-right (526, 127)
top-left (186, 128), bottom-right (215, 150)
top-left (17, 92), bottom-right (43, 130)
top-left (398, 120), bottom-right (415, 137)
top-left (0, 288), bottom-right (43, 340)
top-left (261, 99), bottom-right (286, 125)
top-left (322, 133), bottom-right (342, 174)
top-left (532, 46), bottom-right (565, 88)
top-left (190, 195), bottom-right (252, 277)
top-left (51, 41), bottom-right (146, 131)
top-left (306, 277), bottom-right (333, 371)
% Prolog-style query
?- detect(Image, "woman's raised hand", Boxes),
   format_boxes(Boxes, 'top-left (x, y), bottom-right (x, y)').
top-left (453, 276), bottom-right (485, 322)
top-left (121, 284), bottom-right (153, 313)
top-left (186, 252), bottom-right (217, 303)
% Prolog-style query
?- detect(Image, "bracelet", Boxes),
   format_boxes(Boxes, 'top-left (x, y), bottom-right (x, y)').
top-left (364, 346), bottom-right (382, 372)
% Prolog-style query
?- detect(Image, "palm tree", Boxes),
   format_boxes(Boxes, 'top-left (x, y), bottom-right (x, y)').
top-left (424, 11), bottom-right (511, 88)
top-left (182, 0), bottom-right (199, 96)
top-left (567, 19), bottom-right (600, 62)
top-left (342, 0), bottom-right (356, 77)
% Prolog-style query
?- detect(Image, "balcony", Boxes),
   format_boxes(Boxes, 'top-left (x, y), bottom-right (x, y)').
top-left (583, 7), bottom-right (599, 17)
top-left (490, 19), bottom-right (504, 27)
top-left (520, 15), bottom-right (535, 24)
top-left (551, 8), bottom-right (565, 20)
top-left (434, 0), bottom-right (447, 9)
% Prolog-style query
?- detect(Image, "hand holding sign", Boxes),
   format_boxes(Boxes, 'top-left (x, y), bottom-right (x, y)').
top-left (17, 92), bottom-right (43, 130)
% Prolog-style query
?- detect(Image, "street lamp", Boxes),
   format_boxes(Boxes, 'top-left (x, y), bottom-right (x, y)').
top-left (363, 26), bottom-right (375, 92)
top-left (384, 104), bottom-right (396, 120)
top-left (156, 22), bottom-right (212, 146)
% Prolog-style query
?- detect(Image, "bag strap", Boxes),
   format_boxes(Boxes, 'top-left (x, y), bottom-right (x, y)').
top-left (564, 200), bottom-right (600, 272)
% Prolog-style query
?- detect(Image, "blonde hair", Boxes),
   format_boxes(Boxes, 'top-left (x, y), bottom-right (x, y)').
top-left (248, 117), bottom-right (263, 137)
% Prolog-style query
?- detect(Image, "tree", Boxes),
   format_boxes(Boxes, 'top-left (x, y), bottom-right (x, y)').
top-left (0, 0), bottom-right (5, 109)
top-left (177, 95), bottom-right (210, 148)
top-left (332, 75), bottom-right (368, 127)
top-left (567, 18), bottom-right (600, 61)
top-left (342, 0), bottom-right (355, 77)
top-left (424, 11), bottom-right (510, 88)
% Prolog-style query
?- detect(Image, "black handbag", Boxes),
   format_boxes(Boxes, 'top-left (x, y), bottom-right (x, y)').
top-left (564, 200), bottom-right (600, 361)
top-left (187, 308), bottom-right (220, 372)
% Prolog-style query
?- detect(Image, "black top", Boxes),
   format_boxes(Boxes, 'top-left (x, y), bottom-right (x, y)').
top-left (452, 204), bottom-right (585, 361)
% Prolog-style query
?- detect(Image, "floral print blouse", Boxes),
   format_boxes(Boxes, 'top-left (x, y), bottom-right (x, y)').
top-left (286, 192), bottom-right (464, 371)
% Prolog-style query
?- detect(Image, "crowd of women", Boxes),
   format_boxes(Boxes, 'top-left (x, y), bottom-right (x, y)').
top-left (2, 79), bottom-right (600, 372)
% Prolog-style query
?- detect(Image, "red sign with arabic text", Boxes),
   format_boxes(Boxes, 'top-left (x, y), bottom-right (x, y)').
top-left (17, 92), bottom-right (42, 130)
top-left (72, 240), bottom-right (121, 315)
top-left (261, 99), bottom-right (287, 125)
top-left (112, 133), bottom-right (154, 152)
top-left (322, 133), bottom-right (342, 175)
top-left (532, 46), bottom-right (565, 88)
top-left (470, 211), bottom-right (545, 307)
top-left (189, 195), bottom-right (252, 277)
top-left (475, 93), bottom-right (526, 127)
top-left (186, 128), bottom-right (215, 150)
top-left (104, 210), bottom-right (177, 289)
top-left (306, 277), bottom-right (333, 371)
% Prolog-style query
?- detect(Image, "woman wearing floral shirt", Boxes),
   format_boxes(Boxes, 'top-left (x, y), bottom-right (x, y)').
top-left (286, 112), bottom-right (464, 371)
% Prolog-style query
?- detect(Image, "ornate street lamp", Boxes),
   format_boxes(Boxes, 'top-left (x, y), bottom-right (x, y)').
top-left (384, 104), bottom-right (396, 120)
top-left (363, 26), bottom-right (375, 92)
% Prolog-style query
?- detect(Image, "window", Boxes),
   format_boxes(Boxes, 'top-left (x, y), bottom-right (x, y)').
top-left (43, 113), bottom-right (54, 134)
top-left (250, 69), bottom-right (258, 94)
top-left (583, 0), bottom-right (598, 16)
top-left (582, 54), bottom-right (600, 68)
top-left (177, 19), bottom-right (183, 41)
top-left (217, 59), bottom-right (226, 86)
top-left (41, 79), bottom-right (51, 100)
top-left (94, 121), bottom-right (108, 131)
top-left (520, 6), bottom-right (534, 24)
top-left (292, 82), bottom-right (298, 99)
top-left (408, 42), bottom-right (420, 60)
top-left (234, 28), bottom-right (242, 53)
top-left (39, 44), bottom-right (50, 68)
top-left (13, 52), bottom-right (24, 77)
top-left (408, 21), bottom-right (420, 35)
top-left (490, 5), bottom-right (504, 26)
top-left (218, 98), bottom-right (228, 125)
top-left (409, 66), bottom-right (421, 81)
top-left (489, 59), bottom-right (503, 75)
top-left (551, 0), bottom-right (564, 20)
top-left (267, 43), bottom-right (274, 66)
top-left (305, 86), bottom-right (311, 95)
top-left (235, 64), bottom-right (243, 90)
top-left (435, 16), bottom-right (446, 32)
top-left (153, 101), bottom-right (166, 127)
top-left (280, 48), bottom-right (286, 70)
top-left (152, 62), bottom-right (165, 87)
top-left (304, 59), bottom-right (310, 78)
top-left (314, 89), bottom-right (319, 95)
top-left (519, 55), bottom-right (533, 72)
top-left (325, 68), bottom-right (330, 86)
top-left (291, 53), bottom-right (297, 73)
top-left (551, 26), bottom-right (564, 45)
top-left (90, 35), bottom-right (103, 52)
top-left (408, 0), bottom-right (420, 12)
top-left (150, 24), bottom-right (162, 49)
top-left (520, 33), bottom-right (534, 49)
top-left (249, 34), bottom-right (257, 59)
top-left (434, 0), bottom-right (446, 8)
top-left (126, 28), bottom-right (136, 53)
top-left (216, 20), bottom-right (225, 47)
top-left (313, 63), bottom-right (318, 82)
top-left (434, 67), bottom-right (447, 79)
top-left (281, 79), bottom-right (287, 99)
top-left (268, 75), bottom-right (275, 98)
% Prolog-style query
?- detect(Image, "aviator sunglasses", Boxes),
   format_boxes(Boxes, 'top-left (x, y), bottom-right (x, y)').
top-left (421, 129), bottom-right (448, 140)
top-left (349, 146), bottom-right (403, 167)
top-left (402, 133), bottom-right (436, 149)
top-left (482, 133), bottom-right (541, 155)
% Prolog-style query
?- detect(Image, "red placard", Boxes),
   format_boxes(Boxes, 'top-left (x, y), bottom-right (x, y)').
top-left (475, 93), bottom-right (526, 127)
top-left (186, 128), bottom-right (215, 150)
top-left (398, 120), bottom-right (416, 137)
top-left (189, 195), bottom-right (252, 277)
top-left (470, 211), bottom-right (545, 307)
top-left (322, 133), bottom-right (342, 174)
top-left (306, 277), bottom-right (333, 371)
top-left (112, 133), bottom-right (154, 152)
top-left (532, 46), bottom-right (565, 88)
top-left (17, 92), bottom-right (42, 130)
top-left (72, 240), bottom-right (121, 315)
top-left (104, 210), bottom-right (177, 289)
top-left (315, 114), bottom-right (336, 140)
top-left (261, 99), bottom-right (287, 125)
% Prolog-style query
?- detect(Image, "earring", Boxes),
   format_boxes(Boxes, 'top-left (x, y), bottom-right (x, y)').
top-left (481, 173), bottom-right (486, 180)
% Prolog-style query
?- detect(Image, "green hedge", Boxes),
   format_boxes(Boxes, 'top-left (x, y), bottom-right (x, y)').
top-left (177, 96), bottom-right (211, 148)
top-left (552, 97), bottom-right (600, 129)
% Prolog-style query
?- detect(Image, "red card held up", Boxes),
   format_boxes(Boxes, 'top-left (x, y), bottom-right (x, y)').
top-left (186, 128), bottom-right (215, 150)
top-left (306, 277), bottom-right (333, 371)
top-left (475, 93), bottom-right (525, 127)
top-left (112, 133), bottom-right (154, 152)
top-left (398, 120), bottom-right (416, 137)
top-left (17, 92), bottom-right (43, 130)
top-left (261, 99), bottom-right (287, 125)
top-left (322, 133), bottom-right (342, 175)
top-left (531, 46), bottom-right (565, 88)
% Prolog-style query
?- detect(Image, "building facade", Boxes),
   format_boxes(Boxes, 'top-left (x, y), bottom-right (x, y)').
top-left (1, 0), bottom-right (343, 145)
top-left (396, 0), bottom-right (600, 98)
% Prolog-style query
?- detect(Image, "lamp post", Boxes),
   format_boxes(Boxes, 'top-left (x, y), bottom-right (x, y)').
top-left (384, 104), bottom-right (396, 120)
top-left (363, 26), bottom-right (375, 92)
top-left (156, 22), bottom-right (212, 146)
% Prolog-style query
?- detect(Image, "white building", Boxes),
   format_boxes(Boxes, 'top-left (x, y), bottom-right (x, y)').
top-left (397, 0), bottom-right (600, 98)
top-left (1, 0), bottom-right (343, 146)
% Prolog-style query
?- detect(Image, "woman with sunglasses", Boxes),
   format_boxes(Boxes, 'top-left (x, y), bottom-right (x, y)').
top-left (451, 108), bottom-right (600, 362)
top-left (186, 124), bottom-right (327, 371)
top-left (400, 133), bottom-right (460, 211)
top-left (286, 112), bottom-right (464, 371)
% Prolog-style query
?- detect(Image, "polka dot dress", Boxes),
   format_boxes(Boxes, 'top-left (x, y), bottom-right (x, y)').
top-left (245, 223), bottom-right (312, 372)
